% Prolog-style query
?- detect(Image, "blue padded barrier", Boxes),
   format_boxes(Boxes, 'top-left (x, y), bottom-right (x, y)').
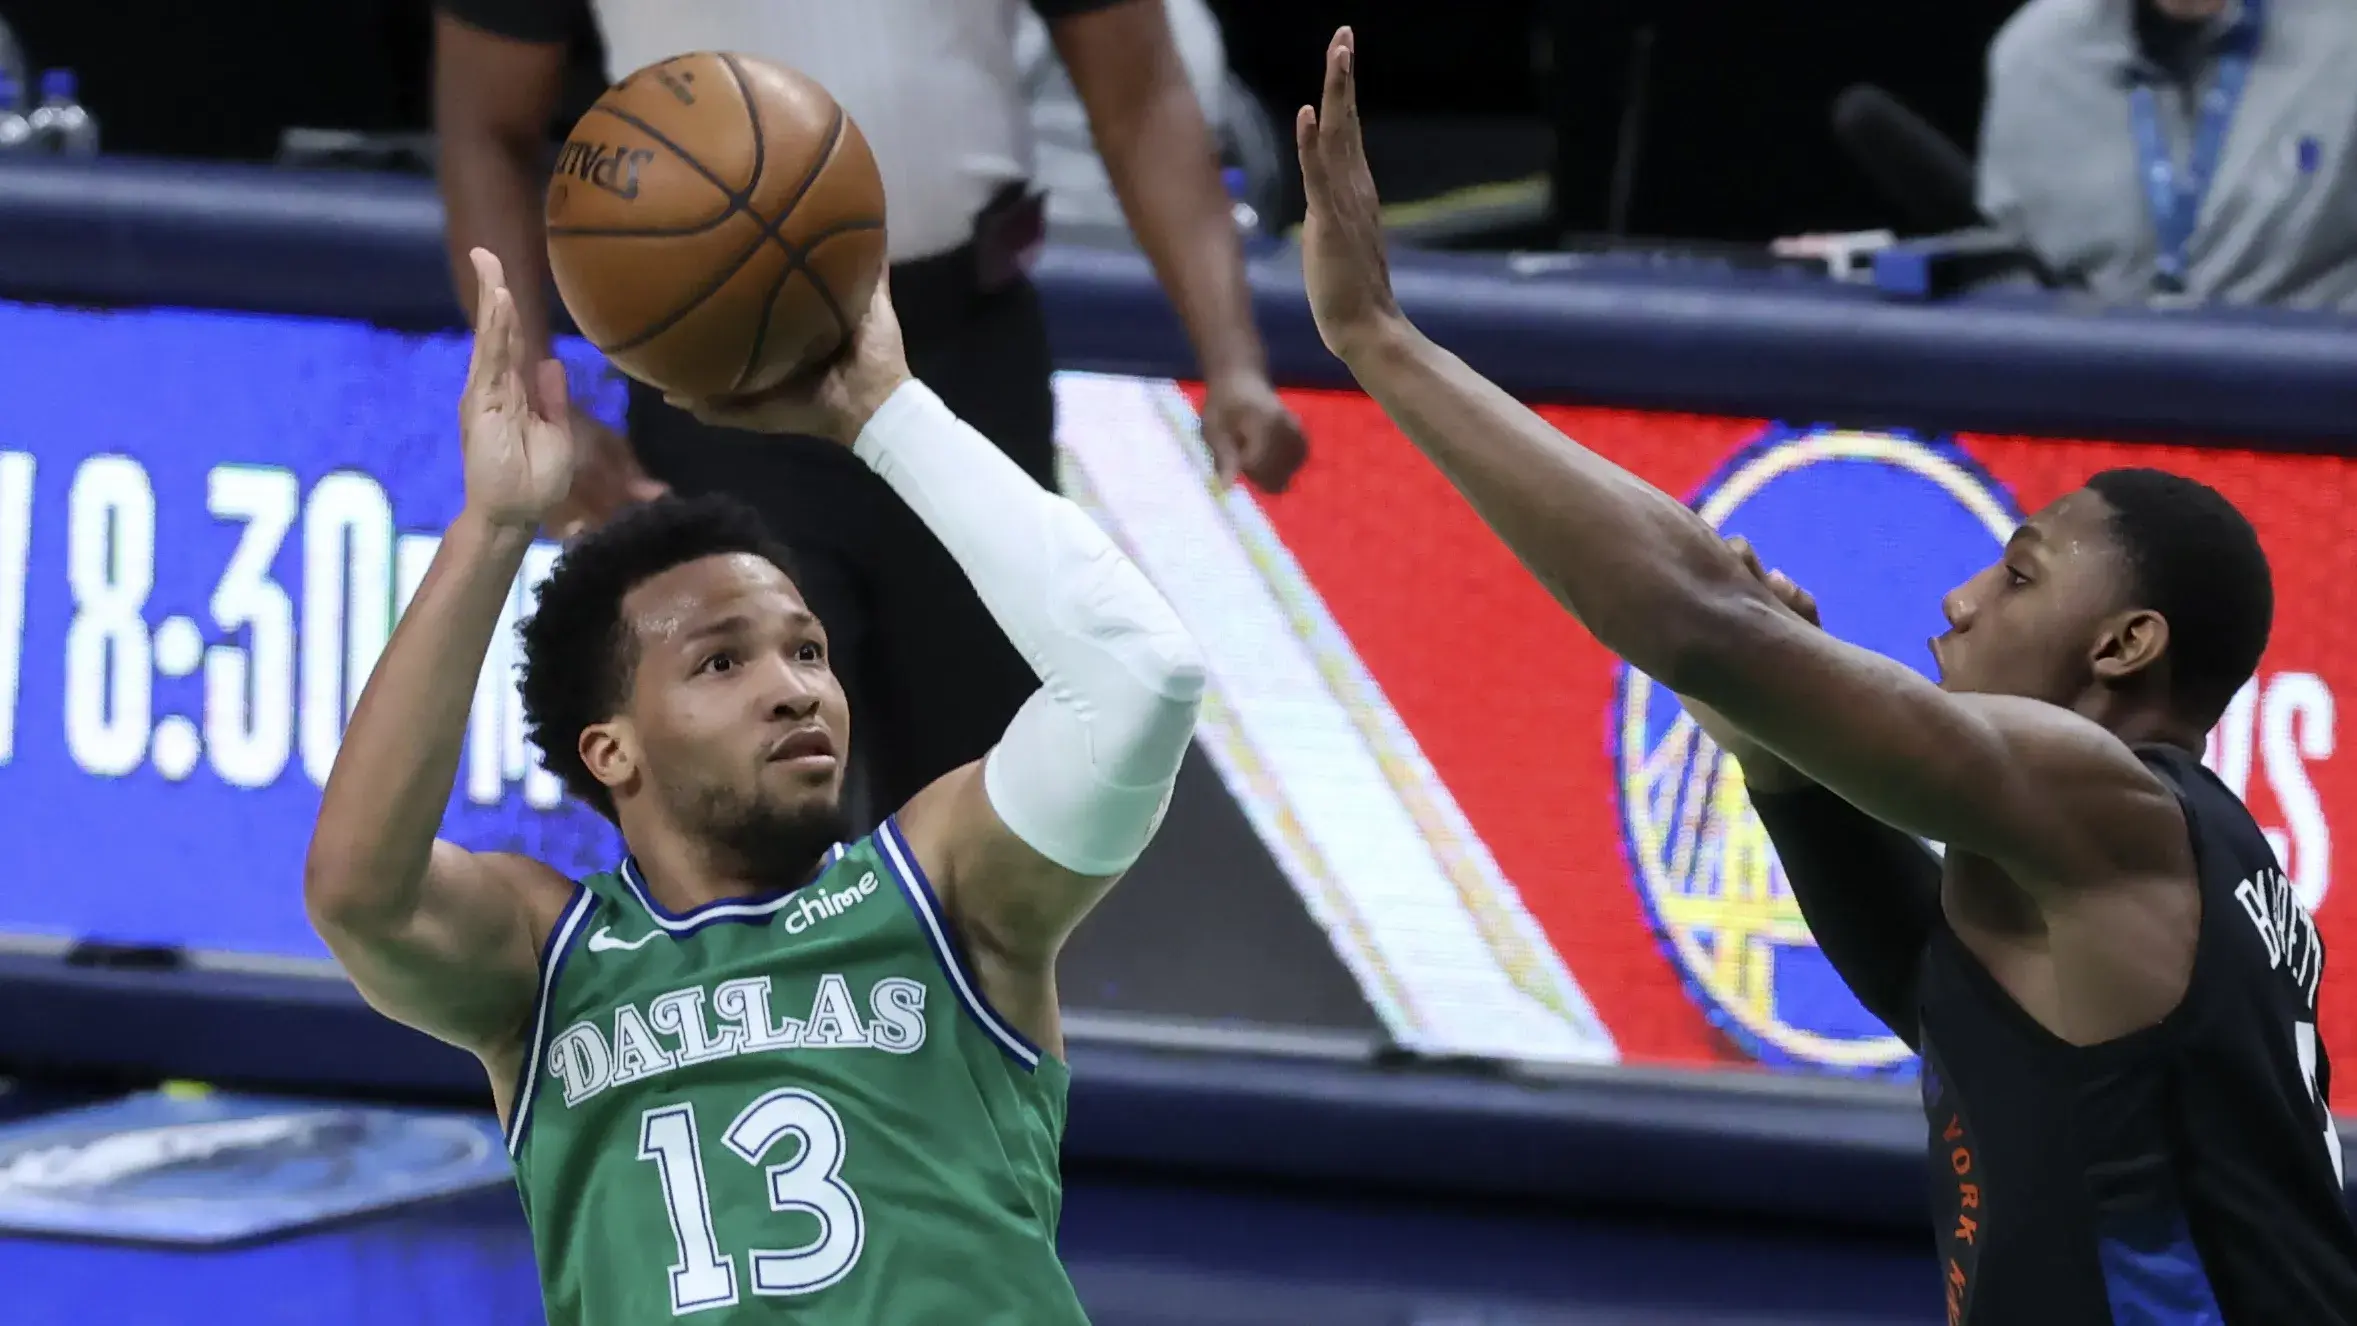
top-left (0, 156), bottom-right (2353, 447)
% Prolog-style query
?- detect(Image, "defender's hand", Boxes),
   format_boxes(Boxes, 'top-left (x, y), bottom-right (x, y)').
top-left (460, 248), bottom-right (578, 532)
top-left (1686, 536), bottom-right (1821, 792)
top-left (669, 281), bottom-right (914, 447)
top-left (1297, 27), bottom-right (1405, 363)
top-left (1727, 535), bottom-right (1821, 628)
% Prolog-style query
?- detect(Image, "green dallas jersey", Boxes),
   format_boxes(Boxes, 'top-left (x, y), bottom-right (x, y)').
top-left (504, 818), bottom-right (1089, 1325)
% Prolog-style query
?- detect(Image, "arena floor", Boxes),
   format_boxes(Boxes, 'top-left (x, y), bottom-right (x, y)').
top-left (3, 1160), bottom-right (1940, 1325)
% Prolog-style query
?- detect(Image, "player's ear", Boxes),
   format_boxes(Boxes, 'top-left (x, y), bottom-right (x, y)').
top-left (2090, 607), bottom-right (2168, 686)
top-left (579, 718), bottom-right (639, 798)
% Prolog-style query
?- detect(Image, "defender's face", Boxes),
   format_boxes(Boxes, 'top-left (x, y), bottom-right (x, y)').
top-left (616, 553), bottom-right (850, 822)
top-left (1932, 489), bottom-right (2134, 706)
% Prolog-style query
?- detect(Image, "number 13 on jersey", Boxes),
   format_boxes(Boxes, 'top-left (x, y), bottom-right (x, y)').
top-left (639, 1088), bottom-right (867, 1315)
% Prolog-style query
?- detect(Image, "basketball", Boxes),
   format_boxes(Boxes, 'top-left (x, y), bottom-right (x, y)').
top-left (545, 52), bottom-right (888, 400)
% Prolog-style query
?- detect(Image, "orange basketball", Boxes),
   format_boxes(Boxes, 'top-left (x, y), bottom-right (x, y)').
top-left (545, 52), bottom-right (888, 400)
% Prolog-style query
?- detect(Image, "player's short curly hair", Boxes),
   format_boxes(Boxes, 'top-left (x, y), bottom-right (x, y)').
top-left (517, 494), bottom-right (799, 823)
top-left (2083, 467), bottom-right (2272, 730)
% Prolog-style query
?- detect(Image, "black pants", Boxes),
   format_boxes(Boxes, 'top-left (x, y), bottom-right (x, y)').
top-left (627, 257), bottom-right (1055, 835)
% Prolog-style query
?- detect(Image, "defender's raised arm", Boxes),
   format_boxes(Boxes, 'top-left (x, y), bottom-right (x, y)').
top-left (1293, 28), bottom-right (2175, 898)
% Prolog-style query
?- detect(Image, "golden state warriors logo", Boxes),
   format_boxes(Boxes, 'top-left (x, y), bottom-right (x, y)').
top-left (1612, 427), bottom-right (2021, 1076)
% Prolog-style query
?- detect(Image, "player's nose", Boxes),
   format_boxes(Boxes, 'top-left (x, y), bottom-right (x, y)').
top-left (1941, 582), bottom-right (1975, 632)
top-left (765, 681), bottom-right (821, 722)
top-left (755, 658), bottom-right (823, 720)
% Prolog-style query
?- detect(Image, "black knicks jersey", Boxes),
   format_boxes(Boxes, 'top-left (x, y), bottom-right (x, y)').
top-left (1915, 745), bottom-right (2357, 1324)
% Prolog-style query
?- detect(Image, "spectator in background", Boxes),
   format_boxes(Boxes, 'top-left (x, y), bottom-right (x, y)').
top-left (1977, 0), bottom-right (2357, 310)
top-left (1021, 0), bottom-right (1230, 230)
top-left (434, 0), bottom-right (1307, 834)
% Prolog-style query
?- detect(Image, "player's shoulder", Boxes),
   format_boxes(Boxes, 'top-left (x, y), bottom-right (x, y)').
top-left (1957, 692), bottom-right (2168, 785)
top-left (1956, 693), bottom-right (2189, 873)
top-left (2132, 742), bottom-right (2265, 843)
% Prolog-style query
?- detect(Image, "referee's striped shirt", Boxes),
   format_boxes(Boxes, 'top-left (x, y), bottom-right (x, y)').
top-left (440, 0), bottom-right (1131, 263)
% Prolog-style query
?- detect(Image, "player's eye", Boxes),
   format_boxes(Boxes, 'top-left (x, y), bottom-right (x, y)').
top-left (795, 641), bottom-right (825, 664)
top-left (2004, 566), bottom-right (2032, 589)
top-left (697, 650), bottom-right (737, 675)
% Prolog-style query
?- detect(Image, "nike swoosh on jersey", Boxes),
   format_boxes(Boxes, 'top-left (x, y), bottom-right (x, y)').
top-left (586, 926), bottom-right (661, 953)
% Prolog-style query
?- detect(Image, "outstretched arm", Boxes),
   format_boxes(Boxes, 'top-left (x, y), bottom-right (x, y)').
top-left (676, 286), bottom-right (1205, 1040)
top-left (1295, 27), bottom-right (2181, 896)
top-left (1676, 542), bottom-right (1942, 1044)
top-left (306, 250), bottom-right (580, 1057)
top-left (858, 375), bottom-right (1204, 948)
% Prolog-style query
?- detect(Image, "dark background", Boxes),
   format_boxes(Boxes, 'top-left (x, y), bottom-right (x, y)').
top-left (2, 0), bottom-right (2014, 241)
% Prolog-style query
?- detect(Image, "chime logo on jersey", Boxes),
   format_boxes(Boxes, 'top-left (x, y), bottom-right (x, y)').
top-left (1611, 426), bottom-right (2022, 1076)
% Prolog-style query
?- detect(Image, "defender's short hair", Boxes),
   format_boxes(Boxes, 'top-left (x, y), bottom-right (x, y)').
top-left (2083, 467), bottom-right (2271, 727)
top-left (516, 495), bottom-right (798, 821)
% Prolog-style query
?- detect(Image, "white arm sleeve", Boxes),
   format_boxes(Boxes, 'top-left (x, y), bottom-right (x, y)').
top-left (854, 380), bottom-right (1206, 876)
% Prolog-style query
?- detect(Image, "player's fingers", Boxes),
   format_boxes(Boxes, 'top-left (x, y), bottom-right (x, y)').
top-left (462, 251), bottom-right (507, 397)
top-left (484, 287), bottom-right (520, 394)
top-left (467, 287), bottom-right (513, 408)
top-left (1727, 535), bottom-right (1766, 578)
top-left (468, 248), bottom-right (505, 331)
top-left (1296, 105), bottom-right (1328, 204)
top-left (1319, 28), bottom-right (1353, 153)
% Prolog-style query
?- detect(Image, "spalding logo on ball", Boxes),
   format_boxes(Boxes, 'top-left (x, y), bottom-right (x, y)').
top-left (546, 52), bottom-right (890, 400)
top-left (1611, 425), bottom-right (2022, 1078)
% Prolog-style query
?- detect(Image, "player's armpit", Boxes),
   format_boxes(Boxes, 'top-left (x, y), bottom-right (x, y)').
top-left (891, 762), bottom-right (1114, 1059)
top-left (306, 842), bottom-right (571, 1055)
top-left (1680, 595), bottom-right (2188, 897)
top-left (897, 762), bottom-right (1115, 968)
top-left (1750, 784), bottom-right (1943, 1046)
top-left (897, 658), bottom-right (1202, 968)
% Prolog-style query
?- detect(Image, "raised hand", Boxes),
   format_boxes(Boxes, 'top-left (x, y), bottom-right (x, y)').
top-left (668, 280), bottom-right (914, 447)
top-left (1726, 535), bottom-right (1822, 628)
top-left (460, 248), bottom-right (578, 532)
top-left (1683, 536), bottom-right (1820, 792)
top-left (1296, 27), bottom-right (1404, 361)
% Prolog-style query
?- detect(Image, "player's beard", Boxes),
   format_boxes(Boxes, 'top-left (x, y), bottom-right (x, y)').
top-left (674, 774), bottom-right (851, 890)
